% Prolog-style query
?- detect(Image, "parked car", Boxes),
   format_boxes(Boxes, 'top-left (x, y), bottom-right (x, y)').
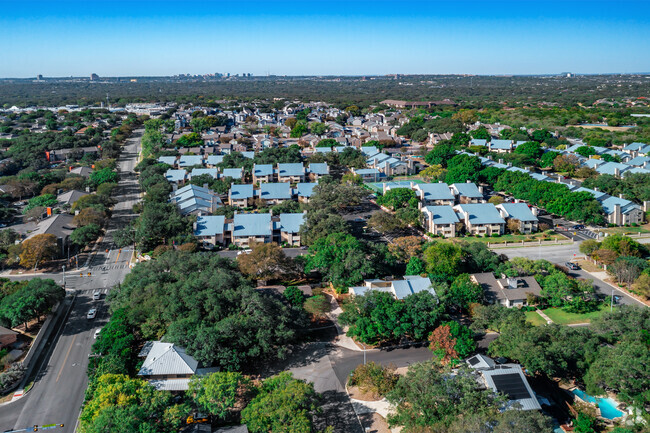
top-left (87, 308), bottom-right (97, 320)
top-left (572, 224), bottom-right (585, 230)
top-left (565, 262), bottom-right (580, 270)
top-left (92, 290), bottom-right (101, 300)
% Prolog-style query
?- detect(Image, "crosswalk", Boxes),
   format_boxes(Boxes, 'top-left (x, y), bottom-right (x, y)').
top-left (89, 264), bottom-right (129, 272)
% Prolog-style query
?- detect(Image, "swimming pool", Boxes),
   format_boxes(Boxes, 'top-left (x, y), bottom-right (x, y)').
top-left (572, 389), bottom-right (624, 419)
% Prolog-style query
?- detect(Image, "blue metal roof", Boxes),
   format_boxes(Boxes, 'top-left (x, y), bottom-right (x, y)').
top-left (241, 151), bottom-right (255, 159)
top-left (295, 182), bottom-right (317, 197)
top-left (456, 203), bottom-right (505, 225)
top-left (506, 166), bottom-right (528, 173)
top-left (392, 276), bottom-right (436, 300)
top-left (354, 168), bottom-right (380, 175)
top-left (308, 163), bottom-right (329, 175)
top-left (423, 205), bottom-right (459, 224)
top-left (582, 159), bottom-right (601, 169)
top-left (191, 168), bottom-right (219, 179)
top-left (194, 215), bottom-right (225, 236)
top-left (178, 155), bottom-right (203, 167)
top-left (360, 146), bottom-right (378, 155)
top-left (625, 166), bottom-right (650, 175)
top-left (259, 182), bottom-right (292, 199)
top-left (528, 172), bottom-right (550, 181)
top-left (417, 183), bottom-right (454, 201)
top-left (470, 138), bottom-right (488, 147)
top-left (221, 168), bottom-right (243, 179)
top-left (314, 147), bottom-right (332, 153)
top-left (206, 155), bottom-right (224, 165)
top-left (165, 169), bottom-right (187, 182)
top-left (233, 213), bottom-right (272, 237)
top-left (277, 163), bottom-right (305, 177)
top-left (253, 164), bottom-right (274, 177)
top-left (600, 196), bottom-right (640, 215)
top-left (498, 203), bottom-right (538, 222)
top-left (573, 187), bottom-right (607, 200)
top-left (623, 142), bottom-right (648, 152)
top-left (451, 182), bottom-right (482, 198)
top-left (595, 161), bottom-right (630, 176)
top-left (229, 184), bottom-right (254, 199)
top-left (158, 156), bottom-right (177, 165)
top-left (626, 156), bottom-right (650, 167)
top-left (490, 139), bottom-right (512, 150)
top-left (279, 213), bottom-right (305, 233)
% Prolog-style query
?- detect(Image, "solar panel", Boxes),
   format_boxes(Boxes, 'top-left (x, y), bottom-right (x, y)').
top-left (467, 356), bottom-right (480, 366)
top-left (491, 373), bottom-right (531, 400)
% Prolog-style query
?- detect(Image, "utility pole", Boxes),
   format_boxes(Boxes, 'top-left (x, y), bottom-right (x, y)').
top-left (610, 289), bottom-right (614, 312)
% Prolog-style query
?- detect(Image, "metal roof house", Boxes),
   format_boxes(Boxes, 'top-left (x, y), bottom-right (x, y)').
top-left (137, 341), bottom-right (218, 391)
top-left (351, 167), bottom-right (381, 182)
top-left (205, 154), bottom-right (224, 167)
top-left (573, 187), bottom-right (644, 225)
top-left (496, 203), bottom-right (539, 234)
top-left (178, 155), bottom-right (203, 168)
top-left (489, 139), bottom-right (513, 153)
top-left (466, 355), bottom-right (542, 411)
top-left (194, 215), bottom-right (226, 247)
top-left (165, 169), bottom-right (187, 184)
top-left (454, 203), bottom-right (505, 236)
top-left (277, 212), bottom-right (306, 246)
top-left (450, 182), bottom-right (484, 204)
top-left (220, 167), bottom-right (244, 180)
top-left (276, 163), bottom-right (306, 182)
top-left (228, 184), bottom-right (255, 208)
top-left (158, 156), bottom-right (178, 166)
top-left (190, 168), bottom-right (219, 179)
top-left (252, 164), bottom-right (274, 183)
top-left (307, 162), bottom-right (329, 180)
top-left (421, 205), bottom-right (460, 237)
top-left (231, 213), bottom-right (273, 247)
top-left (258, 182), bottom-right (292, 204)
top-left (349, 276), bottom-right (436, 300)
top-left (294, 182), bottom-right (318, 202)
top-left (414, 183), bottom-right (455, 206)
top-left (170, 184), bottom-right (222, 215)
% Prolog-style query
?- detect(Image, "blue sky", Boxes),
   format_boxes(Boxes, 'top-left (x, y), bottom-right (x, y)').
top-left (1, 0), bottom-right (649, 77)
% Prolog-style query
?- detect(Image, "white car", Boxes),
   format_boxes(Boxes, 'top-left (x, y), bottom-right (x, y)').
top-left (94, 328), bottom-right (102, 339)
top-left (87, 308), bottom-right (97, 320)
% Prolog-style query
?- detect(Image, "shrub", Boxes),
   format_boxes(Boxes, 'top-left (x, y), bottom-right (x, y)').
top-left (348, 362), bottom-right (398, 398)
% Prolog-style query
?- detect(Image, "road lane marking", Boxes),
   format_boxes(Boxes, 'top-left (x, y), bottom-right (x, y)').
top-left (114, 249), bottom-right (121, 264)
top-left (55, 334), bottom-right (77, 383)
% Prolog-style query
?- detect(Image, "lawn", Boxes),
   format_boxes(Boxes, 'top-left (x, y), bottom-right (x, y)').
top-left (602, 225), bottom-right (650, 235)
top-left (524, 311), bottom-right (548, 326)
top-left (441, 232), bottom-right (565, 245)
top-left (542, 304), bottom-right (610, 325)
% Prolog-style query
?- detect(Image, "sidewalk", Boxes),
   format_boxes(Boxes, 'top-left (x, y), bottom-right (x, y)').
top-left (325, 293), bottom-right (363, 352)
top-left (535, 309), bottom-right (553, 324)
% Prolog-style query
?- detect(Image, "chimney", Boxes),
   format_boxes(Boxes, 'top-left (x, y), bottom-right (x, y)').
top-left (614, 203), bottom-right (622, 225)
top-left (487, 155), bottom-right (493, 160)
top-left (466, 179), bottom-right (471, 183)
top-left (531, 207), bottom-right (539, 216)
top-left (203, 183), bottom-right (209, 189)
top-left (594, 187), bottom-right (599, 192)
top-left (614, 167), bottom-right (620, 177)
top-left (498, 159), bottom-right (504, 164)
top-left (507, 162), bottom-right (512, 167)
top-left (514, 199), bottom-right (519, 203)
top-left (644, 201), bottom-right (650, 212)
top-left (478, 186), bottom-right (484, 194)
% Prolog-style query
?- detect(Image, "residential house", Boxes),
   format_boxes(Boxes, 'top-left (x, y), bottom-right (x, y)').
top-left (69, 166), bottom-right (93, 178)
top-left (205, 154), bottom-right (224, 167)
top-left (454, 203), bottom-right (505, 236)
top-left (228, 184), bottom-right (255, 208)
top-left (450, 182), bottom-right (484, 204)
top-left (489, 139), bottom-right (513, 153)
top-left (466, 354), bottom-right (541, 411)
top-left (170, 184), bottom-right (222, 215)
top-left (471, 273), bottom-right (542, 307)
top-left (276, 163), bottom-right (306, 183)
top-left (307, 163), bottom-right (329, 181)
top-left (622, 142), bottom-right (650, 157)
top-left (349, 276), bottom-right (436, 300)
top-left (573, 187), bottom-right (645, 225)
top-left (231, 213), bottom-right (273, 247)
top-left (496, 203), bottom-right (539, 234)
top-left (351, 168), bottom-right (381, 182)
top-left (421, 205), bottom-right (460, 237)
top-left (413, 183), bottom-right (455, 206)
top-left (178, 155), bottom-right (203, 168)
top-left (158, 156), bottom-right (178, 166)
top-left (294, 182), bottom-right (318, 203)
top-left (252, 164), bottom-right (275, 183)
top-left (165, 169), bottom-right (187, 184)
top-left (277, 212), bottom-right (305, 246)
top-left (220, 167), bottom-right (244, 180)
top-left (25, 213), bottom-right (75, 258)
top-left (194, 215), bottom-right (226, 248)
top-left (57, 189), bottom-right (89, 207)
top-left (137, 341), bottom-right (217, 391)
top-left (258, 182), bottom-right (292, 205)
top-left (190, 168), bottom-right (219, 179)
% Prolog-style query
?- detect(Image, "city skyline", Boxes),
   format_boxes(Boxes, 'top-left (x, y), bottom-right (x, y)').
top-left (2, 0), bottom-right (650, 78)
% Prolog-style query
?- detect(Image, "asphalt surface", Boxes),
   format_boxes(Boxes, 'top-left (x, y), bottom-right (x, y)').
top-left (0, 129), bottom-right (142, 432)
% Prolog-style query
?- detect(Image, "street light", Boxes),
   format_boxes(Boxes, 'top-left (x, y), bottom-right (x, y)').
top-left (611, 289), bottom-right (614, 312)
top-left (62, 265), bottom-right (66, 288)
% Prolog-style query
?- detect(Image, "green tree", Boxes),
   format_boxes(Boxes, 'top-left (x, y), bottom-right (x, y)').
top-left (187, 372), bottom-right (250, 419)
top-left (70, 224), bottom-right (102, 247)
top-left (241, 372), bottom-right (318, 433)
top-left (0, 278), bottom-right (64, 330)
top-left (439, 273), bottom-right (484, 310)
top-left (89, 168), bottom-right (118, 187)
top-left (423, 242), bottom-right (464, 282)
top-left (283, 286), bottom-right (304, 308)
top-left (405, 257), bottom-right (426, 276)
top-left (19, 233), bottom-right (58, 269)
top-left (376, 188), bottom-right (417, 210)
top-left (425, 142), bottom-right (456, 167)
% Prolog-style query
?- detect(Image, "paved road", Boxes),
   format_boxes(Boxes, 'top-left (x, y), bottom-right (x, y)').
top-left (500, 243), bottom-right (647, 307)
top-left (0, 129), bottom-right (142, 432)
top-left (218, 247), bottom-right (307, 259)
